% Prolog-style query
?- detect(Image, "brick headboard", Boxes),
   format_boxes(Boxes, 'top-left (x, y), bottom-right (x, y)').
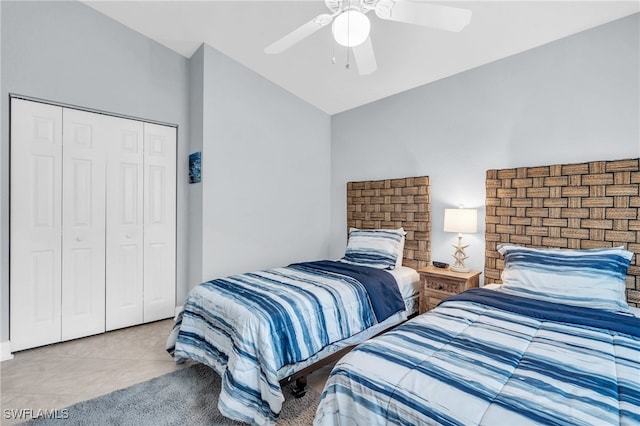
top-left (347, 176), bottom-right (430, 270)
top-left (485, 158), bottom-right (640, 307)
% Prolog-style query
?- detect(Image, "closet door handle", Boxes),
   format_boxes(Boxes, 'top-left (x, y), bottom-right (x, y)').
top-left (125, 234), bottom-right (132, 239)
top-left (75, 236), bottom-right (82, 242)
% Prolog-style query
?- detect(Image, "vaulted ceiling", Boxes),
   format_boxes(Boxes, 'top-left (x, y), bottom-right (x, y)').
top-left (84, 1), bottom-right (639, 114)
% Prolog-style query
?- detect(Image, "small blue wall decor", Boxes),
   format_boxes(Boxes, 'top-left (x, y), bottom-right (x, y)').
top-left (189, 151), bottom-right (201, 184)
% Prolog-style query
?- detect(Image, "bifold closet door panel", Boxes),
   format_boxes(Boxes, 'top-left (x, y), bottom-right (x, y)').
top-left (143, 123), bottom-right (176, 322)
top-left (61, 109), bottom-right (107, 340)
top-left (10, 99), bottom-right (63, 351)
top-left (11, 98), bottom-right (177, 350)
top-left (106, 117), bottom-right (144, 331)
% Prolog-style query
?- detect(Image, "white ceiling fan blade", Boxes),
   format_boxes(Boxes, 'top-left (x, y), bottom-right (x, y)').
top-left (264, 14), bottom-right (333, 54)
top-left (375, 1), bottom-right (472, 32)
top-left (352, 37), bottom-right (377, 75)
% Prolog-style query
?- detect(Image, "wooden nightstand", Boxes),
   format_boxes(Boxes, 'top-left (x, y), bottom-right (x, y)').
top-left (417, 266), bottom-right (481, 314)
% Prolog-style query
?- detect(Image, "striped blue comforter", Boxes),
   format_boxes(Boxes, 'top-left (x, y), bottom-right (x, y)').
top-left (166, 260), bottom-right (404, 425)
top-left (315, 288), bottom-right (640, 426)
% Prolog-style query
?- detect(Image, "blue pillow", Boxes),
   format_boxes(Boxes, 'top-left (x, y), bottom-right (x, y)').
top-left (342, 228), bottom-right (405, 270)
top-left (497, 244), bottom-right (634, 312)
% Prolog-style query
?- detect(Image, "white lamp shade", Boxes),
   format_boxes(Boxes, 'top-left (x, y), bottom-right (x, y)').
top-left (444, 208), bottom-right (477, 234)
top-left (332, 10), bottom-right (370, 47)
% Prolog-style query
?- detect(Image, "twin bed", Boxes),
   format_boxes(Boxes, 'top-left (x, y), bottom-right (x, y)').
top-left (167, 176), bottom-right (429, 424)
top-left (315, 245), bottom-right (640, 425)
top-left (169, 159), bottom-right (640, 425)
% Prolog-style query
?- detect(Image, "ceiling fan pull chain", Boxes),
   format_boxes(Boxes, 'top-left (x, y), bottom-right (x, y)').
top-left (345, 42), bottom-right (351, 69)
top-left (346, 1), bottom-right (351, 69)
top-left (332, 35), bottom-right (336, 64)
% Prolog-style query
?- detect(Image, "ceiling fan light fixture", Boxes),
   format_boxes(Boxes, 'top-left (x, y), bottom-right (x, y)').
top-left (331, 10), bottom-right (370, 47)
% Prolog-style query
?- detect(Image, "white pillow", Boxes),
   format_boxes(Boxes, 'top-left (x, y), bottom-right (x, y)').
top-left (497, 243), bottom-right (634, 312)
top-left (387, 266), bottom-right (420, 299)
top-left (342, 228), bottom-right (406, 270)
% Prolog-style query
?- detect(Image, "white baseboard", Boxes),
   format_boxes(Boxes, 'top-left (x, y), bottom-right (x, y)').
top-left (1, 341), bottom-right (14, 361)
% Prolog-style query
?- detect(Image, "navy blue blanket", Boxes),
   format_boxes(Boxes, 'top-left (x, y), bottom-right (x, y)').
top-left (447, 288), bottom-right (640, 339)
top-left (290, 260), bottom-right (405, 323)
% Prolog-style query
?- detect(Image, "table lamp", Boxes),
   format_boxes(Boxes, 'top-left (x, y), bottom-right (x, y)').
top-left (443, 207), bottom-right (477, 272)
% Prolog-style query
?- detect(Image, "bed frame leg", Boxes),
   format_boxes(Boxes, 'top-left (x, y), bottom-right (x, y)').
top-left (291, 376), bottom-right (307, 398)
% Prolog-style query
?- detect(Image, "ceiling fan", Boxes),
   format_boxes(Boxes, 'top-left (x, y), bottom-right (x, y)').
top-left (264, 0), bottom-right (472, 75)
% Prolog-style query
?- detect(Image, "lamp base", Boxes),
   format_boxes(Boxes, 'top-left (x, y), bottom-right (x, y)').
top-left (450, 233), bottom-right (470, 273)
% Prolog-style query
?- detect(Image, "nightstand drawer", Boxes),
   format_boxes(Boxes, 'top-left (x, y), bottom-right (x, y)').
top-left (426, 288), bottom-right (453, 299)
top-left (424, 278), bottom-right (463, 294)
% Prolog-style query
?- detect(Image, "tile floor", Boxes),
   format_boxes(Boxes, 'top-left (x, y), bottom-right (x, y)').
top-left (0, 319), bottom-right (187, 425)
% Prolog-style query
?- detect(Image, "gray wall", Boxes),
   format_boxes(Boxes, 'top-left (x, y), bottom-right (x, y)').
top-left (194, 45), bottom-right (331, 283)
top-left (0, 1), bottom-right (191, 342)
top-left (330, 13), bottom-right (640, 277)
top-left (188, 46), bottom-right (205, 289)
top-left (0, 1), bottom-right (331, 347)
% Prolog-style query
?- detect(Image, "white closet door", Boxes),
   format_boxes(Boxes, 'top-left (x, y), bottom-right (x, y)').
top-left (61, 109), bottom-right (106, 340)
top-left (106, 117), bottom-right (144, 331)
top-left (10, 99), bottom-right (63, 351)
top-left (143, 123), bottom-right (176, 322)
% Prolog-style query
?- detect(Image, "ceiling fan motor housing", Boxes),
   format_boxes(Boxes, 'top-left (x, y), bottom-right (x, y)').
top-left (325, 0), bottom-right (380, 14)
